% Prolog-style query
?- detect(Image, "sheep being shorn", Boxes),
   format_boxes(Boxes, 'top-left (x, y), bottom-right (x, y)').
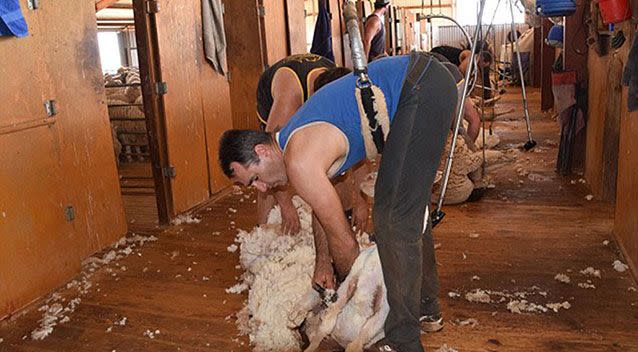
top-left (233, 197), bottom-right (383, 352)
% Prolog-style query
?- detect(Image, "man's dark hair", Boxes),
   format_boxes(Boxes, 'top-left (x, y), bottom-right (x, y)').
top-left (374, 3), bottom-right (389, 9)
top-left (313, 67), bottom-right (352, 92)
top-left (218, 129), bottom-right (272, 177)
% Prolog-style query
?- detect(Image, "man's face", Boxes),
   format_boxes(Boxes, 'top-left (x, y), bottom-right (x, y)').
top-left (230, 144), bottom-right (287, 193)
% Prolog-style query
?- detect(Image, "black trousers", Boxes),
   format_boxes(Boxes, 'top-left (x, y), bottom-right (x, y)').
top-left (373, 52), bottom-right (457, 351)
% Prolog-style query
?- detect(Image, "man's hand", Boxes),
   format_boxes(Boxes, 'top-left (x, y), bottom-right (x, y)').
top-left (313, 255), bottom-right (336, 290)
top-left (280, 201), bottom-right (301, 236)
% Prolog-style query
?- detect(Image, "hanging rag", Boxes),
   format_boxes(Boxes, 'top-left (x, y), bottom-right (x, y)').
top-left (552, 70), bottom-right (585, 174)
top-left (310, 0), bottom-right (334, 62)
top-left (202, 0), bottom-right (228, 75)
top-left (0, 0), bottom-right (28, 37)
top-left (621, 31), bottom-right (638, 112)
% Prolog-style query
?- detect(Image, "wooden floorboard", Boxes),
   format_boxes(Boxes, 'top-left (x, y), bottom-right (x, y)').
top-left (1, 88), bottom-right (637, 351)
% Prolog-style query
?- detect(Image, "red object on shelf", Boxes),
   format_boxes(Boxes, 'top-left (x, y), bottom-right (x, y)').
top-left (599, 0), bottom-right (632, 24)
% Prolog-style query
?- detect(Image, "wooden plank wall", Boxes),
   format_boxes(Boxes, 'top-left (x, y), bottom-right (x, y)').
top-left (286, 0), bottom-right (307, 55)
top-left (225, 0), bottom-right (265, 130)
top-left (0, 0), bottom-right (127, 319)
top-left (586, 21), bottom-right (638, 276)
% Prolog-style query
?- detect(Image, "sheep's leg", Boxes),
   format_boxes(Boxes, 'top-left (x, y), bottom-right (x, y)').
top-left (288, 289), bottom-right (322, 328)
top-left (304, 279), bottom-right (358, 352)
top-left (345, 286), bottom-right (388, 352)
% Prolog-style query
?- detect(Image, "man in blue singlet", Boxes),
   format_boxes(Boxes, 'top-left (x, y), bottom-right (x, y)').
top-left (219, 52), bottom-right (458, 352)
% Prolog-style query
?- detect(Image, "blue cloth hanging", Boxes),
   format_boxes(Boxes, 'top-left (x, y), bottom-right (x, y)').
top-left (310, 0), bottom-right (334, 62)
top-left (0, 0), bottom-right (29, 37)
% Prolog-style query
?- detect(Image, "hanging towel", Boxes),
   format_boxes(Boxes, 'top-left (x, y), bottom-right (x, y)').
top-left (0, 0), bottom-right (28, 37)
top-left (310, 0), bottom-right (334, 62)
top-left (622, 32), bottom-right (638, 112)
top-left (202, 0), bottom-right (228, 75)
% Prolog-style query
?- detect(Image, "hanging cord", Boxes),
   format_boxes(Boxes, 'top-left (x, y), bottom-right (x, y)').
top-left (431, 0), bottom-right (488, 228)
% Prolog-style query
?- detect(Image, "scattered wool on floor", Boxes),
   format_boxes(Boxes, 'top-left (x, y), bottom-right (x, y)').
top-left (578, 282), bottom-right (596, 289)
top-left (613, 260), bottom-right (629, 272)
top-left (171, 213), bottom-right (201, 225)
top-left (30, 234), bottom-right (157, 340)
top-left (580, 267), bottom-right (601, 278)
top-left (435, 344), bottom-right (459, 352)
top-left (554, 273), bottom-right (571, 283)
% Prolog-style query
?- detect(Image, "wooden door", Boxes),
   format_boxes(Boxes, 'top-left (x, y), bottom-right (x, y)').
top-left (153, 0), bottom-right (210, 213)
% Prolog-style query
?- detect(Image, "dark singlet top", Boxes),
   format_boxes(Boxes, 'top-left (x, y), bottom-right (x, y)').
top-left (256, 54), bottom-right (335, 125)
top-left (367, 14), bottom-right (386, 61)
top-left (431, 45), bottom-right (463, 66)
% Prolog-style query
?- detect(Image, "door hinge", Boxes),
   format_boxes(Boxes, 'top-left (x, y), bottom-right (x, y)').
top-left (163, 166), bottom-right (176, 178)
top-left (146, 0), bottom-right (160, 13)
top-left (44, 100), bottom-right (57, 117)
top-left (257, 5), bottom-right (265, 17)
top-left (155, 81), bottom-right (168, 95)
top-left (64, 205), bottom-right (75, 222)
top-left (27, 0), bottom-right (39, 10)
top-left (221, 3), bottom-right (225, 14)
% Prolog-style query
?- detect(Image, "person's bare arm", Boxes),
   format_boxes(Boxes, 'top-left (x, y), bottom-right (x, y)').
top-left (463, 99), bottom-right (480, 142)
top-left (311, 214), bottom-right (336, 289)
top-left (348, 161), bottom-right (370, 234)
top-left (363, 16), bottom-right (381, 60)
top-left (285, 124), bottom-right (359, 282)
top-left (263, 69), bottom-right (305, 234)
top-left (267, 69), bottom-right (304, 132)
top-left (458, 49), bottom-right (472, 76)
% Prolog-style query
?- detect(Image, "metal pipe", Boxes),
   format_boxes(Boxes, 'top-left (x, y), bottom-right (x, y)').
top-left (343, 1), bottom-right (368, 76)
top-left (432, 0), bottom-right (488, 227)
top-left (508, 0), bottom-right (536, 149)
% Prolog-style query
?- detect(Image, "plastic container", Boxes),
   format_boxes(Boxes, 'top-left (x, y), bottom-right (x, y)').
top-left (599, 0), bottom-right (631, 24)
top-left (536, 0), bottom-right (577, 17)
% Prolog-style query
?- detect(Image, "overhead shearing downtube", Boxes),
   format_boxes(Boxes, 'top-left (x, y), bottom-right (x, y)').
top-left (343, 1), bottom-right (385, 153)
top-left (508, 0), bottom-right (537, 150)
top-left (430, 0), bottom-right (488, 228)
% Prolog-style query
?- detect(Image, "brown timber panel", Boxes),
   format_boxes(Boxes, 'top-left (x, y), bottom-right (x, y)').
top-left (263, 0), bottom-right (289, 64)
top-left (286, 0), bottom-right (307, 55)
top-left (329, 0), bottom-right (344, 66)
top-left (615, 85), bottom-right (638, 280)
top-left (585, 50), bottom-right (608, 197)
top-left (225, 0), bottom-right (263, 130)
top-left (155, 0), bottom-right (210, 213)
top-left (194, 0), bottom-right (233, 193)
top-left (0, 0), bottom-right (127, 319)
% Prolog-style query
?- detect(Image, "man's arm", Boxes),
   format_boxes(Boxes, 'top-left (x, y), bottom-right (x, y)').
top-left (363, 16), bottom-right (381, 60)
top-left (263, 69), bottom-right (305, 234)
top-left (463, 99), bottom-right (480, 142)
top-left (285, 124), bottom-right (359, 281)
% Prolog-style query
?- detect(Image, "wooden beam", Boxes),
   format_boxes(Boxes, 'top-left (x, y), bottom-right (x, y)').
top-left (95, 0), bottom-right (120, 12)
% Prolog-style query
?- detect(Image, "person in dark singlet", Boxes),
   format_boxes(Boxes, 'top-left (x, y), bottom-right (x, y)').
top-left (364, 0), bottom-right (390, 61)
top-left (256, 53), bottom-right (335, 129)
top-left (255, 53), bottom-right (353, 236)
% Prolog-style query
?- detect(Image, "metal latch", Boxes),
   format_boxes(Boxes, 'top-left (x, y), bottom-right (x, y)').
top-left (44, 100), bottom-right (57, 117)
top-left (27, 0), bottom-right (39, 10)
top-left (257, 5), bottom-right (265, 17)
top-left (64, 206), bottom-right (75, 222)
top-left (146, 0), bottom-right (160, 13)
top-left (155, 81), bottom-right (168, 95)
top-left (163, 166), bottom-right (176, 178)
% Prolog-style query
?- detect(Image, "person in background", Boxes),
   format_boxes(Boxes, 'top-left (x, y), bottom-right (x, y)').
top-left (363, 0), bottom-right (390, 62)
